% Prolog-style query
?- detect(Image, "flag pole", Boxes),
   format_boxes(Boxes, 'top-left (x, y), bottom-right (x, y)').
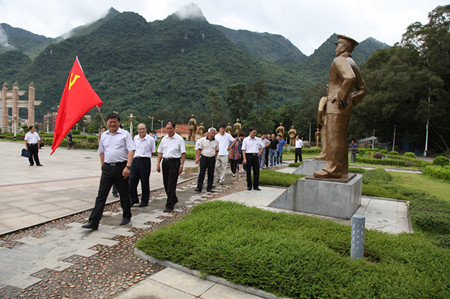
top-left (96, 106), bottom-right (106, 127)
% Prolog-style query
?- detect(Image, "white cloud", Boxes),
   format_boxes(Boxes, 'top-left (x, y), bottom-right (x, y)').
top-left (0, 0), bottom-right (447, 55)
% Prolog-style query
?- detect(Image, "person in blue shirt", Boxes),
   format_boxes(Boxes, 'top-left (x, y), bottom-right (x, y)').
top-left (276, 135), bottom-right (286, 165)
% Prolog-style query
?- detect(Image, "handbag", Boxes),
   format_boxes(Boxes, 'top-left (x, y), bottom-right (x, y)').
top-left (21, 148), bottom-right (30, 158)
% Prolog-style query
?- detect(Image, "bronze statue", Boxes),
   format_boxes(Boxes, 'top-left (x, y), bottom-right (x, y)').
top-left (288, 126), bottom-right (296, 146)
top-left (233, 119), bottom-right (242, 134)
top-left (276, 123), bottom-right (285, 139)
top-left (315, 128), bottom-right (320, 147)
top-left (315, 96), bottom-right (328, 160)
top-left (197, 122), bottom-right (205, 136)
top-left (188, 114), bottom-right (197, 141)
top-left (226, 122), bottom-right (232, 134)
top-left (314, 35), bottom-right (368, 178)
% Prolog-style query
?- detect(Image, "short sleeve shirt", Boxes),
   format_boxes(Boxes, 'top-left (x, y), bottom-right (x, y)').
top-left (98, 128), bottom-right (136, 163)
top-left (25, 132), bottom-right (41, 144)
top-left (157, 133), bottom-right (186, 158)
top-left (242, 136), bottom-right (263, 154)
top-left (134, 134), bottom-right (156, 158)
top-left (198, 136), bottom-right (219, 157)
top-left (215, 132), bottom-right (235, 155)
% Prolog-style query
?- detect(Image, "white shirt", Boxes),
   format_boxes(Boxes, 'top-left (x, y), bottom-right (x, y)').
top-left (261, 138), bottom-right (271, 148)
top-left (215, 132), bottom-right (234, 155)
top-left (134, 134), bottom-right (156, 158)
top-left (98, 128), bottom-right (136, 163)
top-left (198, 136), bottom-right (219, 157)
top-left (157, 133), bottom-right (186, 158)
top-left (242, 136), bottom-right (263, 154)
top-left (295, 139), bottom-right (304, 148)
top-left (25, 131), bottom-right (41, 144)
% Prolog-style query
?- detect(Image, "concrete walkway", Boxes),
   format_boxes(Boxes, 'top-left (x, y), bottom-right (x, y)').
top-left (0, 140), bottom-right (412, 298)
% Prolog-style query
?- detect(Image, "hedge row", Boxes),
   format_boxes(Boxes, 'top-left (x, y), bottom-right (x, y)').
top-left (424, 165), bottom-right (450, 181)
top-left (356, 156), bottom-right (407, 166)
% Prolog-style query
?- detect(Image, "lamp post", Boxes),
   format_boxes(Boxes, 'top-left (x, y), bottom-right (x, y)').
top-left (129, 113), bottom-right (134, 136)
top-left (308, 121), bottom-right (312, 143)
top-left (148, 115), bottom-right (154, 132)
top-left (158, 119), bottom-right (164, 136)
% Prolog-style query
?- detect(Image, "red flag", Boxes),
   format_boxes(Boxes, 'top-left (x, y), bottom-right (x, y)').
top-left (51, 57), bottom-right (103, 155)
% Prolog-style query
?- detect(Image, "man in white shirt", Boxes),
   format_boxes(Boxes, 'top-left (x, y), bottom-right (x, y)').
top-left (24, 126), bottom-right (43, 166)
top-left (214, 124), bottom-right (235, 184)
top-left (83, 113), bottom-right (136, 230)
top-left (195, 128), bottom-right (219, 193)
top-left (129, 123), bottom-right (156, 207)
top-left (242, 128), bottom-right (264, 191)
top-left (295, 136), bottom-right (304, 162)
top-left (156, 122), bottom-right (186, 212)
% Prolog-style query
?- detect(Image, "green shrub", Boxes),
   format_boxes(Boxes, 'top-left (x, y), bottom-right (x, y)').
top-left (380, 149), bottom-right (388, 154)
top-left (358, 149), bottom-right (365, 156)
top-left (424, 165), bottom-right (450, 181)
top-left (185, 150), bottom-right (195, 160)
top-left (373, 152), bottom-right (383, 159)
top-left (288, 162), bottom-right (303, 167)
top-left (389, 151), bottom-right (399, 156)
top-left (72, 129), bottom-right (81, 135)
top-left (356, 156), bottom-right (406, 166)
top-left (258, 169), bottom-right (305, 187)
top-left (348, 167), bottom-right (366, 173)
top-left (404, 152), bottom-right (416, 158)
top-left (433, 156), bottom-right (450, 166)
top-left (302, 147), bottom-right (321, 154)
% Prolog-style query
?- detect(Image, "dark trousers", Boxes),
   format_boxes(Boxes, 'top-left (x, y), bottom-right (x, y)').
top-left (230, 159), bottom-right (239, 174)
top-left (129, 157), bottom-right (151, 204)
top-left (89, 163), bottom-right (132, 224)
top-left (295, 148), bottom-right (303, 162)
top-left (28, 143), bottom-right (41, 165)
top-left (265, 148), bottom-right (269, 167)
top-left (162, 158), bottom-right (180, 209)
top-left (246, 153), bottom-right (260, 189)
top-left (197, 155), bottom-right (216, 191)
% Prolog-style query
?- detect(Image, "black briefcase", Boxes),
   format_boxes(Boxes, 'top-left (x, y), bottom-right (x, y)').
top-left (21, 148), bottom-right (30, 158)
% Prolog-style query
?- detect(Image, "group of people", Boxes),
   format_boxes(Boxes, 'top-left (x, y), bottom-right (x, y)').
top-left (82, 113), bottom-right (184, 231)
top-left (193, 125), bottom-right (305, 193)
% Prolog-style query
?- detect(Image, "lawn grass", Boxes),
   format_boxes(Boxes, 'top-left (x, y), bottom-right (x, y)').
top-left (258, 169), bottom-right (306, 187)
top-left (136, 201), bottom-right (449, 298)
top-left (390, 172), bottom-right (450, 203)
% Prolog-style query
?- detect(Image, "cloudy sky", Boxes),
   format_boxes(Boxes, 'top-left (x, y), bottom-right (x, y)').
top-left (0, 0), bottom-right (447, 55)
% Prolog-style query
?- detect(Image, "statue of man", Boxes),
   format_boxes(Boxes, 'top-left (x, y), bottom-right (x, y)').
top-left (314, 35), bottom-right (368, 178)
top-left (288, 126), bottom-right (296, 146)
top-left (233, 119), bottom-right (242, 134)
top-left (315, 96), bottom-right (328, 160)
top-left (226, 123), bottom-right (233, 134)
top-left (188, 114), bottom-right (197, 141)
top-left (197, 122), bottom-right (205, 136)
top-left (276, 123), bottom-right (285, 139)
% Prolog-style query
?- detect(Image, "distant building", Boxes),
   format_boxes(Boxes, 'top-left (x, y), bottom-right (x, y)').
top-left (43, 112), bottom-right (57, 133)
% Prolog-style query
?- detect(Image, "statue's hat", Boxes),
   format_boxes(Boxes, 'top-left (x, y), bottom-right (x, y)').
top-left (335, 35), bottom-right (359, 47)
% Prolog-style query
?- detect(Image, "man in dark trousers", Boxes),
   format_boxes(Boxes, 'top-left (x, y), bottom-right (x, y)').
top-left (242, 128), bottom-right (264, 191)
top-left (24, 126), bottom-right (43, 166)
top-left (82, 113), bottom-right (135, 230)
top-left (129, 123), bottom-right (156, 207)
top-left (195, 127), bottom-right (219, 193)
top-left (156, 121), bottom-right (186, 212)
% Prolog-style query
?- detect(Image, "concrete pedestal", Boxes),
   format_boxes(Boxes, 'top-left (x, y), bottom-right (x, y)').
top-left (269, 174), bottom-right (362, 219)
top-left (293, 160), bottom-right (325, 176)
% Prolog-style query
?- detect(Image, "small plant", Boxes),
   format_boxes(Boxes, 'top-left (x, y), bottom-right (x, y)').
top-left (404, 152), bottom-right (416, 158)
top-left (380, 149), bottom-right (388, 154)
top-left (433, 156), bottom-right (450, 166)
top-left (373, 152), bottom-right (383, 159)
top-left (389, 151), bottom-right (399, 155)
top-left (288, 162), bottom-right (303, 167)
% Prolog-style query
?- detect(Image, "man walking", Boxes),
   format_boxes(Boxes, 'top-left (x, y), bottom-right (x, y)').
top-left (24, 126), bottom-right (43, 166)
top-left (156, 122), bottom-right (186, 212)
top-left (129, 123), bottom-right (156, 207)
top-left (215, 124), bottom-right (234, 184)
top-left (242, 128), bottom-right (264, 191)
top-left (268, 133), bottom-right (278, 167)
top-left (259, 134), bottom-right (270, 168)
top-left (195, 128), bottom-right (219, 193)
top-left (82, 113), bottom-right (135, 230)
top-left (350, 140), bottom-right (358, 163)
top-left (276, 135), bottom-right (287, 165)
top-left (295, 136), bottom-right (303, 163)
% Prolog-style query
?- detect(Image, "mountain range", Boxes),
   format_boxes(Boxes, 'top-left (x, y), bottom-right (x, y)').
top-left (0, 5), bottom-right (390, 122)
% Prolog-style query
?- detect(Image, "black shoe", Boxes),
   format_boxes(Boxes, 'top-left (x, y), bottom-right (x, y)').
top-left (112, 192), bottom-right (119, 198)
top-left (207, 189), bottom-right (215, 193)
top-left (194, 188), bottom-right (202, 192)
top-left (254, 188), bottom-right (262, 191)
top-left (163, 208), bottom-right (173, 213)
top-left (247, 187), bottom-right (252, 191)
top-left (120, 218), bottom-right (130, 225)
top-left (211, 186), bottom-right (216, 189)
top-left (82, 221), bottom-right (98, 230)
top-left (130, 201), bottom-right (138, 206)
top-left (36, 164), bottom-right (43, 166)
top-left (138, 202), bottom-right (148, 207)
top-left (29, 164), bottom-right (34, 166)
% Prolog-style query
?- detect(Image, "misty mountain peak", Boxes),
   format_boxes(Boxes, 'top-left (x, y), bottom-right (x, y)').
top-left (174, 3), bottom-right (206, 21)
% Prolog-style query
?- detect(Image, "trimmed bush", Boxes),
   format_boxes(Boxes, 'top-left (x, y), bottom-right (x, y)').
top-left (373, 152), bottom-right (383, 159)
top-left (258, 169), bottom-right (305, 187)
top-left (356, 156), bottom-right (406, 166)
top-left (404, 152), bottom-right (416, 158)
top-left (389, 151), bottom-right (399, 156)
top-left (424, 165), bottom-right (450, 181)
top-left (362, 168), bottom-right (392, 184)
top-left (288, 162), bottom-right (303, 167)
top-left (433, 156), bottom-right (450, 166)
top-left (348, 167), bottom-right (366, 173)
top-left (380, 149), bottom-right (388, 154)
